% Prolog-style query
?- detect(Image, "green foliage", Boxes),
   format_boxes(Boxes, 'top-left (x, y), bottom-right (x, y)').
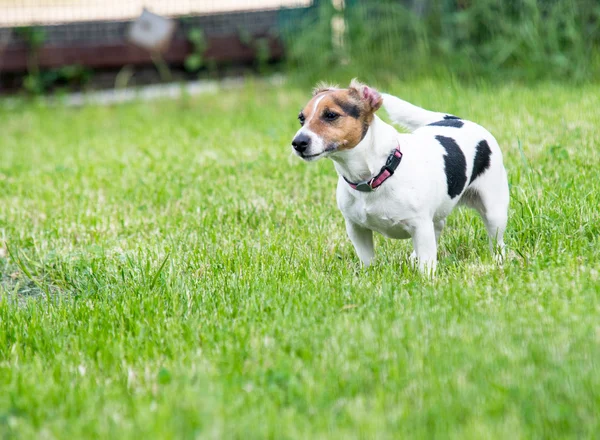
top-left (14, 25), bottom-right (92, 94)
top-left (254, 37), bottom-right (272, 73)
top-left (1, 80), bottom-right (600, 437)
top-left (14, 26), bottom-right (46, 50)
top-left (239, 28), bottom-right (273, 73)
top-left (284, 0), bottom-right (600, 83)
top-left (183, 27), bottom-right (207, 72)
top-left (183, 53), bottom-right (203, 72)
top-left (21, 65), bottom-right (92, 95)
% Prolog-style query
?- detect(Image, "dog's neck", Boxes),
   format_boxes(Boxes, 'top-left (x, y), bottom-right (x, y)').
top-left (329, 115), bottom-right (399, 183)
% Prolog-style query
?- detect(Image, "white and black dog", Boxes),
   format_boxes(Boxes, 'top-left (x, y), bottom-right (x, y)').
top-left (291, 80), bottom-right (509, 274)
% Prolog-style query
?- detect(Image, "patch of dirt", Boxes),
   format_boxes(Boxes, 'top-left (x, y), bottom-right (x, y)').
top-left (0, 262), bottom-right (54, 305)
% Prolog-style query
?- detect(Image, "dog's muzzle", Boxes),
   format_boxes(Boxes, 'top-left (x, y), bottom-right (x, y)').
top-left (292, 133), bottom-right (311, 154)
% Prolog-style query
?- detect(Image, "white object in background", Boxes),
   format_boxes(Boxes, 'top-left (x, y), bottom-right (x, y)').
top-left (331, 0), bottom-right (348, 64)
top-left (127, 9), bottom-right (176, 53)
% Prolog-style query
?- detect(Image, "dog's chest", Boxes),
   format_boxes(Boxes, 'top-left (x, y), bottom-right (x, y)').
top-left (341, 192), bottom-right (412, 239)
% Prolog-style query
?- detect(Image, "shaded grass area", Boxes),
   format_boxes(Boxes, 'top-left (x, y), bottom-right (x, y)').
top-left (1, 79), bottom-right (600, 438)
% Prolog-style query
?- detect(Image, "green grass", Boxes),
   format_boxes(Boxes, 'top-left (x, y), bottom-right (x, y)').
top-left (1, 79), bottom-right (599, 439)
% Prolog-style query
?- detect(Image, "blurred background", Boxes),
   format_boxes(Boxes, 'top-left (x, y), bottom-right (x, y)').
top-left (1, 0), bottom-right (599, 95)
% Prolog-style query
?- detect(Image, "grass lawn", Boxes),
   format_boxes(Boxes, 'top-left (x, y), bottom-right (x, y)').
top-left (1, 79), bottom-right (599, 438)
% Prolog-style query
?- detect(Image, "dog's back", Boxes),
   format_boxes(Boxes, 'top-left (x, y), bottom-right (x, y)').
top-left (382, 92), bottom-right (507, 200)
top-left (382, 91), bottom-right (509, 259)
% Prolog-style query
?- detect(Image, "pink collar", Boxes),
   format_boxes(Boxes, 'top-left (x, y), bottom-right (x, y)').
top-left (343, 146), bottom-right (403, 192)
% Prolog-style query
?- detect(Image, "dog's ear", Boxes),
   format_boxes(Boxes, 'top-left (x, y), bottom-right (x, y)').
top-left (349, 78), bottom-right (382, 113)
top-left (313, 82), bottom-right (338, 96)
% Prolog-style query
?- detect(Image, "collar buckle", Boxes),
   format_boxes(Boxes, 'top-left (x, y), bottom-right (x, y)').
top-left (384, 149), bottom-right (403, 174)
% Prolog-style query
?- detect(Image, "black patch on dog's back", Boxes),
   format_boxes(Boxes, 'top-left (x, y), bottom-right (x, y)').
top-left (444, 115), bottom-right (461, 120)
top-left (469, 140), bottom-right (492, 184)
top-left (429, 119), bottom-right (464, 128)
top-left (436, 135), bottom-right (467, 199)
top-left (333, 98), bottom-right (361, 119)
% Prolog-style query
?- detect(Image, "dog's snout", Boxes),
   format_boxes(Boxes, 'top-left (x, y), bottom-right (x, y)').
top-left (292, 134), bottom-right (311, 153)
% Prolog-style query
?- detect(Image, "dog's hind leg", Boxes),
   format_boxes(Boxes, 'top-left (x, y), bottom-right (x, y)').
top-left (464, 176), bottom-right (509, 263)
top-left (345, 220), bottom-right (374, 267)
top-left (482, 199), bottom-right (508, 263)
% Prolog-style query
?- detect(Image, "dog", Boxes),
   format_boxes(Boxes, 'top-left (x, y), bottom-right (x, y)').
top-left (291, 79), bottom-right (509, 274)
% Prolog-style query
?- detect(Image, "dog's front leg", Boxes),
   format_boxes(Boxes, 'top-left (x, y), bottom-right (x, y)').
top-left (345, 220), bottom-right (374, 267)
top-left (411, 221), bottom-right (437, 276)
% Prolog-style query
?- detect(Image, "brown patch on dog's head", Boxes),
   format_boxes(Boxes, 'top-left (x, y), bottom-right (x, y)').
top-left (296, 79), bottom-right (383, 156)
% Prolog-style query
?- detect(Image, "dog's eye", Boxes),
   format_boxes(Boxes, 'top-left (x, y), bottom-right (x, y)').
top-left (323, 110), bottom-right (340, 121)
top-left (298, 113), bottom-right (305, 126)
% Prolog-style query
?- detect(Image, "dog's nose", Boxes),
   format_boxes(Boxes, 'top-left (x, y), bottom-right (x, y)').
top-left (292, 134), bottom-right (311, 153)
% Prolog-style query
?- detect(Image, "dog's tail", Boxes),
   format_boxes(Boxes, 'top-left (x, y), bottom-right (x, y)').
top-left (381, 93), bottom-right (449, 132)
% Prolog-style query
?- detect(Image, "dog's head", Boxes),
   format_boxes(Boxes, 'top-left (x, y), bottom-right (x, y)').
top-left (291, 79), bottom-right (383, 161)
